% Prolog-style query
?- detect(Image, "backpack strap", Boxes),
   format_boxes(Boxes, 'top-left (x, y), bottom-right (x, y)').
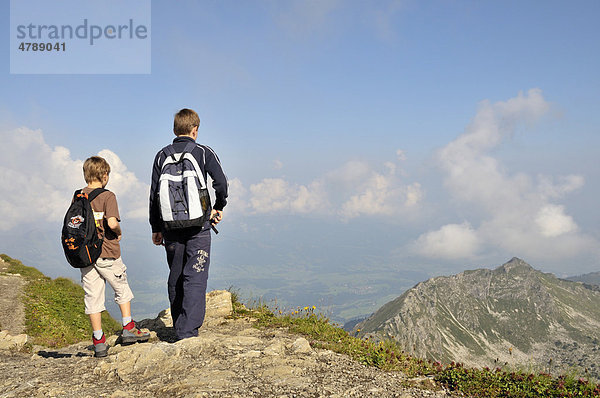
top-left (86, 188), bottom-right (108, 223)
top-left (162, 144), bottom-right (181, 162)
top-left (162, 142), bottom-right (197, 161)
top-left (182, 142), bottom-right (197, 154)
top-left (87, 188), bottom-right (107, 202)
top-left (163, 144), bottom-right (175, 158)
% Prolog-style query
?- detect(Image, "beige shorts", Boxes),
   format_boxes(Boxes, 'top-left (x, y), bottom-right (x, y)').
top-left (80, 257), bottom-right (134, 315)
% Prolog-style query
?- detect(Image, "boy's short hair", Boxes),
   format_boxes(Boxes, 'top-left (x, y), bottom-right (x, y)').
top-left (83, 156), bottom-right (111, 183)
top-left (173, 108), bottom-right (200, 136)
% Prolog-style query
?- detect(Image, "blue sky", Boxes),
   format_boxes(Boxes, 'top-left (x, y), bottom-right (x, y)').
top-left (1, 1), bottom-right (599, 320)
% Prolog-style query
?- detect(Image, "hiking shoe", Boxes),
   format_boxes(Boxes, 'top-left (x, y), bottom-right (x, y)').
top-left (121, 321), bottom-right (150, 344)
top-left (92, 333), bottom-right (108, 358)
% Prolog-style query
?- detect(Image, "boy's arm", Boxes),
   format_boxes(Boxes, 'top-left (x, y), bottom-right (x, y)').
top-left (204, 146), bottom-right (228, 212)
top-left (104, 192), bottom-right (122, 240)
top-left (107, 217), bottom-right (122, 241)
top-left (149, 151), bottom-right (163, 233)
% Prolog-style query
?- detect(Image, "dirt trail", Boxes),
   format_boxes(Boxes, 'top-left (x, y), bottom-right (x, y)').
top-left (0, 258), bottom-right (26, 335)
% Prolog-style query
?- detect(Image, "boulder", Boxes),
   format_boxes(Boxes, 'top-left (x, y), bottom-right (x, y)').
top-left (0, 330), bottom-right (28, 350)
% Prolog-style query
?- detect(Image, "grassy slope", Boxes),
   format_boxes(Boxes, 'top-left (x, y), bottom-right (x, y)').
top-left (1, 254), bottom-right (120, 347)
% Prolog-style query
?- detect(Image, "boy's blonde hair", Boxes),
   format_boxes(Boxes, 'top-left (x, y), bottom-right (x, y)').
top-left (173, 108), bottom-right (200, 136)
top-left (83, 156), bottom-right (111, 183)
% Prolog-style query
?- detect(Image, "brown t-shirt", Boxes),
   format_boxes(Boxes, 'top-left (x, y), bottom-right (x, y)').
top-left (81, 187), bottom-right (121, 259)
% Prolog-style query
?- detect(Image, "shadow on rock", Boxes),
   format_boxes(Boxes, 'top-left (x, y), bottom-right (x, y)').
top-left (137, 308), bottom-right (178, 343)
top-left (37, 351), bottom-right (89, 358)
top-left (137, 291), bottom-right (233, 343)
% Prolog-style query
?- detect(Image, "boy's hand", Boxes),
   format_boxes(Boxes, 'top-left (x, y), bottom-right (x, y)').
top-left (152, 232), bottom-right (163, 246)
top-left (107, 217), bottom-right (122, 237)
top-left (210, 209), bottom-right (223, 225)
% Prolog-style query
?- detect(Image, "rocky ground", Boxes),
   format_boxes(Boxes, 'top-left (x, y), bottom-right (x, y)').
top-left (0, 280), bottom-right (455, 397)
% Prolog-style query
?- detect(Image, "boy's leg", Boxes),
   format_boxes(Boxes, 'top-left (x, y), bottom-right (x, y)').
top-left (89, 312), bottom-right (102, 331)
top-left (96, 258), bottom-right (149, 344)
top-left (81, 266), bottom-right (108, 357)
top-left (176, 228), bottom-right (211, 339)
top-left (119, 301), bottom-right (131, 319)
top-left (95, 258), bottom-right (134, 308)
top-left (81, 265), bottom-right (108, 316)
top-left (119, 301), bottom-right (132, 327)
top-left (165, 238), bottom-right (186, 327)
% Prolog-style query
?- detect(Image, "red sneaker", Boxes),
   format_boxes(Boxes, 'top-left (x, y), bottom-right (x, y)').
top-left (92, 333), bottom-right (108, 357)
top-left (121, 321), bottom-right (150, 344)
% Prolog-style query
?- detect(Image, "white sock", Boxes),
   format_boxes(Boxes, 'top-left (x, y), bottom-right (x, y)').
top-left (93, 329), bottom-right (103, 340)
top-left (122, 316), bottom-right (132, 326)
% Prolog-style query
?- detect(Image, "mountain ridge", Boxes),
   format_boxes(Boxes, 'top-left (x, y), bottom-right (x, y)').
top-left (355, 257), bottom-right (600, 378)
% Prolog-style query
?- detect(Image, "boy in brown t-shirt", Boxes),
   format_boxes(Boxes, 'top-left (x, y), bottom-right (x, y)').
top-left (80, 156), bottom-right (149, 357)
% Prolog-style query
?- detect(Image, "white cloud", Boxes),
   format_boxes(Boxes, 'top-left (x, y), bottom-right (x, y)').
top-left (415, 89), bottom-right (596, 261)
top-left (396, 149), bottom-right (406, 161)
top-left (413, 222), bottom-right (481, 260)
top-left (535, 204), bottom-right (578, 237)
top-left (405, 183), bottom-right (423, 207)
top-left (223, 177), bottom-right (250, 216)
top-left (338, 171), bottom-right (421, 220)
top-left (538, 175), bottom-right (584, 200)
top-left (321, 159), bottom-right (422, 220)
top-left (97, 149), bottom-right (149, 220)
top-left (0, 127), bottom-right (149, 231)
top-left (273, 159), bottom-right (284, 170)
top-left (248, 178), bottom-right (323, 214)
top-left (228, 156), bottom-right (422, 220)
top-left (371, 0), bottom-right (406, 41)
top-left (273, 0), bottom-right (341, 37)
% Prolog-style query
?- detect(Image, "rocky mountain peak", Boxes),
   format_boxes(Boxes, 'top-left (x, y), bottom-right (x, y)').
top-left (498, 257), bottom-right (534, 273)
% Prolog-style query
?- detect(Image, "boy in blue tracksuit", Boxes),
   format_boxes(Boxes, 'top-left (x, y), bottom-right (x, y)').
top-left (149, 108), bottom-right (228, 340)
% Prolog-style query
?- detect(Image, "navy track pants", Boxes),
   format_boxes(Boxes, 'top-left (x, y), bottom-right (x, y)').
top-left (164, 227), bottom-right (211, 339)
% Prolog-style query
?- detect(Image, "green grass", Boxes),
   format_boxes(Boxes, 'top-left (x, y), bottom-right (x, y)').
top-left (1, 254), bottom-right (121, 347)
top-left (230, 291), bottom-right (600, 397)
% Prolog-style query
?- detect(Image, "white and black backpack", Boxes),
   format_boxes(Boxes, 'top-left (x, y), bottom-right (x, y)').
top-left (158, 143), bottom-right (212, 231)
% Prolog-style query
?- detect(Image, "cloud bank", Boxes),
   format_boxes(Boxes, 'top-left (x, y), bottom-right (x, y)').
top-left (412, 89), bottom-right (596, 261)
top-left (0, 127), bottom-right (149, 230)
top-left (1, 90), bottom-right (596, 268)
top-left (229, 158), bottom-right (423, 221)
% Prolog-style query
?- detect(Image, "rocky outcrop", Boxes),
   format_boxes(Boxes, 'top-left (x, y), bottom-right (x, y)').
top-left (356, 258), bottom-right (600, 378)
top-left (0, 330), bottom-right (28, 350)
top-left (0, 290), bottom-right (452, 397)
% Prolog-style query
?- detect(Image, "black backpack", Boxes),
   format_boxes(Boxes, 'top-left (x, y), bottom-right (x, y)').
top-left (61, 188), bottom-right (106, 268)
